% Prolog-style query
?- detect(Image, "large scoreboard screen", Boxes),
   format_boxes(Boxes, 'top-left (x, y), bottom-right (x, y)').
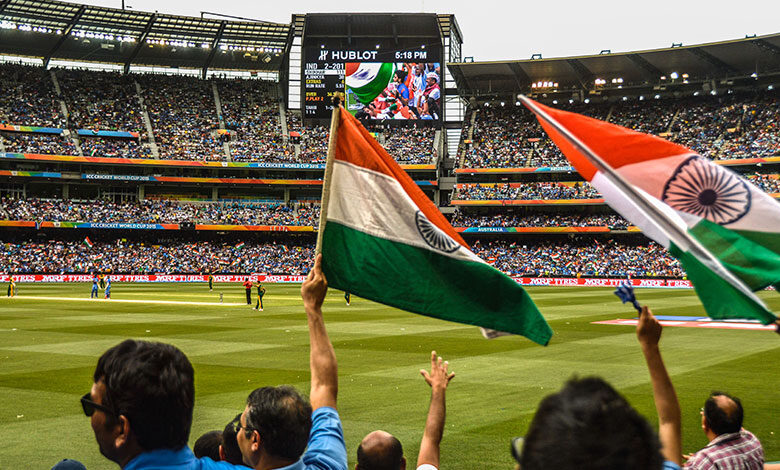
top-left (303, 46), bottom-right (442, 121)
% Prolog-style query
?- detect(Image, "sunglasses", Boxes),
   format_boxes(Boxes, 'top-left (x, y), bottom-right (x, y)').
top-left (81, 392), bottom-right (118, 417)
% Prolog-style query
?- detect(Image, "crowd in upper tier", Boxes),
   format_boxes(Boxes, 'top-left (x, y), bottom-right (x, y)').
top-left (0, 198), bottom-right (320, 226)
top-left (463, 90), bottom-right (779, 168)
top-left (0, 63), bottom-right (436, 165)
top-left (1, 237), bottom-right (685, 277)
top-left (453, 182), bottom-right (601, 201)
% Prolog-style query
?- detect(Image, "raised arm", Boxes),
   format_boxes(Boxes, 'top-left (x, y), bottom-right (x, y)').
top-left (416, 351), bottom-right (455, 470)
top-left (637, 306), bottom-right (681, 465)
top-left (302, 254), bottom-right (337, 410)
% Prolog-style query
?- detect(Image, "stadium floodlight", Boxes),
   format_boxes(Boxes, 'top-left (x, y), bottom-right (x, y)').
top-left (660, 76), bottom-right (666, 80)
top-left (421, 45), bottom-right (426, 49)
top-left (751, 72), bottom-right (758, 78)
top-left (654, 94), bottom-right (661, 99)
top-left (568, 99), bottom-right (574, 104)
top-left (500, 102), bottom-right (505, 107)
top-left (622, 96), bottom-right (628, 101)
top-left (201, 43), bottom-right (209, 49)
top-left (670, 72), bottom-right (679, 79)
top-left (682, 73), bottom-right (689, 79)
top-left (639, 95), bottom-right (644, 100)
top-left (484, 102), bottom-right (490, 107)
top-left (375, 44), bottom-right (380, 49)
top-left (320, 44), bottom-right (325, 49)
top-left (584, 98), bottom-right (590, 104)
top-left (693, 91), bottom-right (700, 96)
top-left (553, 100), bottom-right (558, 104)
top-left (769, 85), bottom-right (774, 90)
top-left (515, 101), bottom-right (521, 106)
top-left (710, 90), bottom-right (717, 95)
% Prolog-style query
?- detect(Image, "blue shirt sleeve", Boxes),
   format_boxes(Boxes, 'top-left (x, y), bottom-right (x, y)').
top-left (663, 461), bottom-right (682, 470)
top-left (302, 407), bottom-right (347, 470)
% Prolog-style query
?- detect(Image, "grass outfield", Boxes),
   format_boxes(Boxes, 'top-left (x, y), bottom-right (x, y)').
top-left (1, 283), bottom-right (778, 469)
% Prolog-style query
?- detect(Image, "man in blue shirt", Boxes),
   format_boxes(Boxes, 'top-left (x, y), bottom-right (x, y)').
top-left (81, 254), bottom-right (346, 470)
top-left (237, 254), bottom-right (347, 470)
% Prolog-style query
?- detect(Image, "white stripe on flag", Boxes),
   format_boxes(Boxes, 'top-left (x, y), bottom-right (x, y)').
top-left (328, 160), bottom-right (481, 263)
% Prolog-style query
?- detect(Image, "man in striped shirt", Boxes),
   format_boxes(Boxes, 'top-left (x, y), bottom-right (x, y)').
top-left (684, 393), bottom-right (764, 469)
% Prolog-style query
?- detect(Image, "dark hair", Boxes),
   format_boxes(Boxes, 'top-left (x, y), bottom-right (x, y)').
top-left (193, 430), bottom-right (222, 461)
top-left (704, 392), bottom-right (743, 435)
top-left (356, 435), bottom-right (404, 470)
top-left (394, 70), bottom-right (406, 82)
top-left (94, 340), bottom-right (195, 451)
top-left (520, 377), bottom-right (663, 470)
top-left (245, 386), bottom-right (312, 460)
top-left (221, 414), bottom-right (245, 466)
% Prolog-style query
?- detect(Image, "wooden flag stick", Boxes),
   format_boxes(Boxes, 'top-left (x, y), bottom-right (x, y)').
top-left (316, 98), bottom-right (342, 253)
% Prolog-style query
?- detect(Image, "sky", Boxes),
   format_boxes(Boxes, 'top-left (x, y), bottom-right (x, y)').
top-left (62, 0), bottom-right (780, 62)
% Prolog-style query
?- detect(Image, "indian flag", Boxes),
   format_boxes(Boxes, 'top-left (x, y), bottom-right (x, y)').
top-left (317, 106), bottom-right (553, 345)
top-left (83, 237), bottom-right (93, 249)
top-left (345, 62), bottom-right (395, 105)
top-left (235, 242), bottom-right (246, 250)
top-left (521, 96), bottom-right (779, 325)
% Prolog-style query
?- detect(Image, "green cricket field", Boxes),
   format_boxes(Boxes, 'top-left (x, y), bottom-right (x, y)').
top-left (1, 283), bottom-right (778, 469)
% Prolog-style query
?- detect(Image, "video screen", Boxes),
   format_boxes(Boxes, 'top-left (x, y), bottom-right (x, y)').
top-left (302, 46), bottom-right (442, 121)
top-left (344, 62), bottom-right (441, 121)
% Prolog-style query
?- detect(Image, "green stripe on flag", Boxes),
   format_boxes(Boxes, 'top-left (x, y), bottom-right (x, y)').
top-left (689, 218), bottom-right (780, 291)
top-left (322, 221), bottom-right (553, 345)
top-left (669, 242), bottom-right (777, 324)
top-left (348, 63), bottom-right (395, 105)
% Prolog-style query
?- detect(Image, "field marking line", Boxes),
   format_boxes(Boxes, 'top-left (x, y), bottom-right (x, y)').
top-left (2, 296), bottom-right (248, 307)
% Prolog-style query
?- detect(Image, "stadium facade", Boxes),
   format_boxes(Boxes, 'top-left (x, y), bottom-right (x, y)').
top-left (0, 0), bottom-right (778, 277)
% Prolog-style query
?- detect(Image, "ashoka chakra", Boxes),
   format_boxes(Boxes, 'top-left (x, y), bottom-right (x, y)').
top-left (661, 156), bottom-right (751, 225)
top-left (415, 211), bottom-right (461, 253)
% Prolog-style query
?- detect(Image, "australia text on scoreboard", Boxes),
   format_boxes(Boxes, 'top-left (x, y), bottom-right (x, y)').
top-left (302, 47), bottom-right (434, 119)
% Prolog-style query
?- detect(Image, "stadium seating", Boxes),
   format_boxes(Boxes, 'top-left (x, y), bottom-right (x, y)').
top-left (1, 198), bottom-right (320, 226)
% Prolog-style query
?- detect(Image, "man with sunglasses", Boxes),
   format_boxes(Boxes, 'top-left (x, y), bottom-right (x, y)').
top-left (236, 254), bottom-right (347, 470)
top-left (81, 253), bottom-right (345, 470)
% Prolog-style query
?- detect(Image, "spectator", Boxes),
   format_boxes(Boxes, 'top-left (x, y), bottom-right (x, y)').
top-left (356, 351), bottom-right (455, 470)
top-left (683, 393), bottom-right (764, 469)
top-left (81, 339), bottom-right (242, 468)
top-left (194, 431), bottom-right (223, 461)
top-left (237, 254), bottom-right (347, 470)
top-left (219, 414), bottom-right (247, 466)
top-left (516, 306), bottom-right (682, 469)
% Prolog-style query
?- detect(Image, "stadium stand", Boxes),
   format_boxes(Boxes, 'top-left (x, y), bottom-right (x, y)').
top-left (0, 198), bottom-right (320, 226)
top-left (0, 63), bottom-right (63, 127)
top-left (453, 182), bottom-right (601, 201)
top-left (0, 239), bottom-right (315, 274)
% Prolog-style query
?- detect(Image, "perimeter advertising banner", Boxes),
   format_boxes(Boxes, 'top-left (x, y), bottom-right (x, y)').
top-left (1, 274), bottom-right (693, 288)
top-left (0, 274), bottom-right (308, 283)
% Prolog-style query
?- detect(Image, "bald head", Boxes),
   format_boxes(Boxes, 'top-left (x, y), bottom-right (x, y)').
top-left (704, 392), bottom-right (743, 436)
top-left (356, 431), bottom-right (405, 470)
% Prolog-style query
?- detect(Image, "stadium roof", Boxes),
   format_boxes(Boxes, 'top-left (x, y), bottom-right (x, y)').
top-left (448, 33), bottom-right (780, 98)
top-left (0, 0), bottom-right (291, 75)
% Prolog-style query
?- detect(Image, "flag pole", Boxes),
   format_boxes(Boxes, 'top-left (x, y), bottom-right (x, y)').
top-left (518, 95), bottom-right (772, 314)
top-left (316, 96), bottom-right (342, 254)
